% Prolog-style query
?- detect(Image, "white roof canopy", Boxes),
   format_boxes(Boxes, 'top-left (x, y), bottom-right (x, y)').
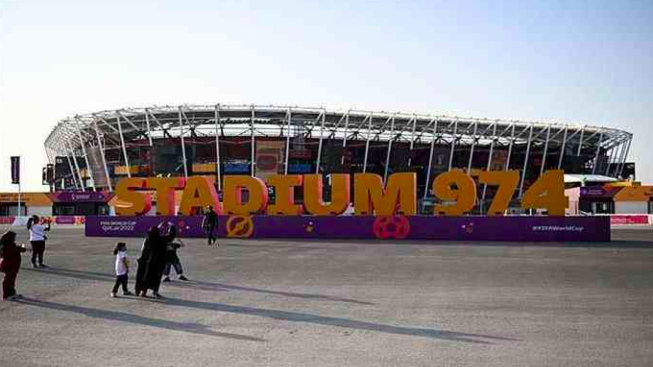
top-left (564, 174), bottom-right (618, 184)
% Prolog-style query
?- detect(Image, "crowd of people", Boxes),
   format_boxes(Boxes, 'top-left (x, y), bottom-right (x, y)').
top-left (1, 207), bottom-right (220, 301)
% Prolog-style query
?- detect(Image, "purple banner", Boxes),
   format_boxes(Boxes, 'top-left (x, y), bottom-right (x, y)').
top-left (85, 215), bottom-right (610, 242)
top-left (10, 156), bottom-right (20, 184)
top-left (580, 187), bottom-right (606, 197)
top-left (49, 191), bottom-right (113, 203)
top-left (580, 186), bottom-right (622, 198)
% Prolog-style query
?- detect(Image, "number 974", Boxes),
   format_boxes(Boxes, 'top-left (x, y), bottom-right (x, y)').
top-left (432, 169), bottom-right (568, 216)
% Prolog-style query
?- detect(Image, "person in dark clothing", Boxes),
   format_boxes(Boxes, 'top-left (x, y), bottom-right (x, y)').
top-left (1, 231), bottom-right (27, 301)
top-left (202, 206), bottom-right (218, 245)
top-left (162, 238), bottom-right (188, 282)
top-left (135, 226), bottom-right (159, 297)
top-left (142, 223), bottom-right (177, 298)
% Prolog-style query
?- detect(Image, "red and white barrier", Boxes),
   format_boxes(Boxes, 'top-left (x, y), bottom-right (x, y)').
top-left (0, 216), bottom-right (86, 227)
top-left (609, 214), bottom-right (652, 226)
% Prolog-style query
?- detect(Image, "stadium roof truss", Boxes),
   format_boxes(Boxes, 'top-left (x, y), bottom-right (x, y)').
top-left (44, 104), bottom-right (633, 192)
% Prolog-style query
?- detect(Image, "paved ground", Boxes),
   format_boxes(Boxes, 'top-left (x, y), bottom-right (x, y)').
top-left (1, 226), bottom-right (652, 367)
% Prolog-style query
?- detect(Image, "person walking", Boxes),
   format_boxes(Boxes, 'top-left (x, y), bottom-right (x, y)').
top-left (142, 223), bottom-right (177, 298)
top-left (111, 242), bottom-right (133, 298)
top-left (0, 231), bottom-right (27, 301)
top-left (202, 206), bottom-right (218, 245)
top-left (135, 226), bottom-right (158, 297)
top-left (27, 215), bottom-right (51, 268)
top-left (162, 238), bottom-right (188, 283)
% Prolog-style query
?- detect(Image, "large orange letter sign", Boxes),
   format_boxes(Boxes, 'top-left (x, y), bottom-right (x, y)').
top-left (433, 170), bottom-right (476, 216)
top-left (521, 169), bottom-right (568, 216)
top-left (303, 174), bottom-right (351, 215)
top-left (478, 171), bottom-right (519, 216)
top-left (178, 176), bottom-right (222, 215)
top-left (148, 177), bottom-right (185, 215)
top-left (223, 175), bottom-right (269, 215)
top-left (354, 172), bottom-right (416, 215)
top-left (267, 175), bottom-right (303, 215)
top-left (114, 178), bottom-right (152, 216)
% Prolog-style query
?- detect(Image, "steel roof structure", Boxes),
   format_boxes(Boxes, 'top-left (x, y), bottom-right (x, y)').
top-left (44, 104), bottom-right (633, 193)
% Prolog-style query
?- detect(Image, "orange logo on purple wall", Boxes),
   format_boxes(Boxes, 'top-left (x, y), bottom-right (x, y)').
top-left (226, 215), bottom-right (254, 238)
top-left (373, 216), bottom-right (410, 239)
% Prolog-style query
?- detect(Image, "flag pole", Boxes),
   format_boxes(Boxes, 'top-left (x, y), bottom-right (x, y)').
top-left (17, 155), bottom-right (22, 217)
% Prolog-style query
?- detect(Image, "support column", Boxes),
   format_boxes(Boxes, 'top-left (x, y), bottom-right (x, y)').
top-left (423, 119), bottom-right (438, 200)
top-left (591, 130), bottom-right (603, 174)
top-left (540, 126), bottom-right (551, 176)
top-left (518, 124), bottom-right (534, 197)
top-left (609, 142), bottom-right (623, 177)
top-left (68, 140), bottom-right (84, 190)
top-left (617, 140), bottom-right (629, 178)
top-left (315, 110), bottom-right (326, 174)
top-left (178, 107), bottom-right (189, 178)
top-left (482, 123), bottom-right (498, 200)
top-left (407, 115), bottom-right (417, 167)
top-left (576, 126), bottom-right (585, 156)
top-left (505, 123), bottom-right (516, 170)
top-left (93, 119), bottom-right (113, 191)
top-left (362, 114), bottom-right (373, 173)
top-left (285, 108), bottom-right (292, 175)
top-left (447, 120), bottom-right (458, 170)
top-left (75, 121), bottom-right (96, 191)
top-left (613, 139), bottom-right (628, 177)
top-left (604, 145), bottom-right (616, 176)
top-left (214, 105), bottom-right (222, 191)
top-left (467, 121), bottom-right (478, 173)
top-left (557, 126), bottom-right (568, 169)
top-left (145, 109), bottom-right (153, 146)
top-left (340, 111), bottom-right (350, 165)
top-left (619, 138), bottom-right (632, 178)
top-left (383, 115), bottom-right (396, 182)
top-left (116, 113), bottom-right (131, 178)
top-left (251, 106), bottom-right (256, 177)
top-left (65, 148), bottom-right (80, 190)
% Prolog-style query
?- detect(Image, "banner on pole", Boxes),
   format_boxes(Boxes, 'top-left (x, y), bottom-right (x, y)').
top-left (255, 141), bottom-right (284, 181)
top-left (10, 156), bottom-right (20, 184)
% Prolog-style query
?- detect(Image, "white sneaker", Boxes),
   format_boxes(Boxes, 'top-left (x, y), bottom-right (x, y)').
top-left (110, 292), bottom-right (117, 298)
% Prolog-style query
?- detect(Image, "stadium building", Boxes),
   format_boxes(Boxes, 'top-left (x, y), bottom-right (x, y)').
top-left (42, 104), bottom-right (634, 213)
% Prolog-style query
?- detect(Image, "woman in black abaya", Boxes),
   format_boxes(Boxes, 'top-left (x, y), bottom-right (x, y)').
top-left (135, 226), bottom-right (159, 297)
top-left (142, 223), bottom-right (177, 298)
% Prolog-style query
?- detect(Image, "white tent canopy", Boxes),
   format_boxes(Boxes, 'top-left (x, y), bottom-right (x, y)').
top-left (564, 174), bottom-right (618, 184)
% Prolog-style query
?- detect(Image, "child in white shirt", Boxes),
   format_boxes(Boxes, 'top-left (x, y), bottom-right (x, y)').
top-left (111, 243), bottom-right (133, 298)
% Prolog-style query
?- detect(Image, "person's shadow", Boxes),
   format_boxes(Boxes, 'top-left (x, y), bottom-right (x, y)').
top-left (157, 296), bottom-right (514, 344)
top-left (27, 267), bottom-right (373, 305)
top-left (15, 297), bottom-right (264, 342)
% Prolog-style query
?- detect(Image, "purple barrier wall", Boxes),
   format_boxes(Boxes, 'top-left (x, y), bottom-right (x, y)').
top-left (85, 215), bottom-right (610, 242)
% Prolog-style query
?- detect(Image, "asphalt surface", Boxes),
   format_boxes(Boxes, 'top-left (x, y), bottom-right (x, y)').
top-left (1, 226), bottom-right (652, 367)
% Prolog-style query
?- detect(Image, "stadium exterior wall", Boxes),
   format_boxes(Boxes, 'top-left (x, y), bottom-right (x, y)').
top-left (43, 104), bottom-right (633, 212)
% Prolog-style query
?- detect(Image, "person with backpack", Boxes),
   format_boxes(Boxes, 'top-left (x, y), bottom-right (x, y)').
top-left (27, 215), bottom-right (51, 268)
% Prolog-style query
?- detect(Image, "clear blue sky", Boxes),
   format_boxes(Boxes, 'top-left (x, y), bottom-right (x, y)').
top-left (1, 0), bottom-right (651, 191)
